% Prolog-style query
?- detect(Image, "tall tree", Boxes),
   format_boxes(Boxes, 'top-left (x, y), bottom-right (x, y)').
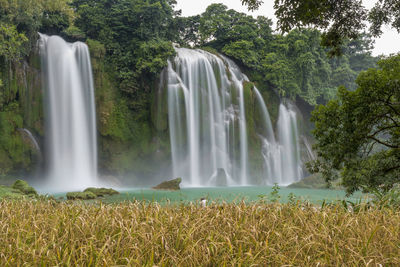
top-left (309, 55), bottom-right (400, 194)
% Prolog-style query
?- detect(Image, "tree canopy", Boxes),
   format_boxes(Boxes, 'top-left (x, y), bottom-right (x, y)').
top-left (242, 0), bottom-right (400, 56)
top-left (309, 55), bottom-right (400, 194)
top-left (0, 0), bottom-right (73, 60)
top-left (177, 3), bottom-right (376, 106)
top-left (71, 0), bottom-right (177, 108)
top-left (0, 0), bottom-right (377, 108)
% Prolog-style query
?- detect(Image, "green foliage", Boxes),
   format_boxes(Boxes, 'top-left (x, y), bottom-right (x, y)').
top-left (371, 185), bottom-right (400, 209)
top-left (0, 24), bottom-right (28, 61)
top-left (135, 40), bottom-right (175, 76)
top-left (0, 180), bottom-right (38, 199)
top-left (222, 40), bottom-right (259, 68)
top-left (287, 192), bottom-right (297, 205)
top-left (72, 0), bottom-right (177, 99)
top-left (309, 54), bottom-right (400, 194)
top-left (241, 0), bottom-right (263, 11)
top-left (242, 0), bottom-right (398, 57)
top-left (40, 10), bottom-right (70, 35)
top-left (0, 104), bottom-right (35, 176)
top-left (179, 4), bottom-right (376, 106)
top-left (175, 15), bottom-right (201, 47)
top-left (272, 0), bottom-right (367, 57)
top-left (0, 0), bottom-right (73, 59)
top-left (86, 39), bottom-right (105, 58)
top-left (0, 185), bottom-right (26, 199)
top-left (269, 183), bottom-right (281, 202)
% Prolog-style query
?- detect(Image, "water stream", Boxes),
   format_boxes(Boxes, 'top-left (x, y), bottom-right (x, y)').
top-left (39, 34), bottom-right (98, 191)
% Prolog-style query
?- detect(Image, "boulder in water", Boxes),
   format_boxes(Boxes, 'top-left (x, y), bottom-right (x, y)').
top-left (12, 180), bottom-right (37, 196)
top-left (66, 191), bottom-right (97, 200)
top-left (215, 168), bottom-right (228, 187)
top-left (83, 187), bottom-right (119, 197)
top-left (153, 178), bottom-right (182, 190)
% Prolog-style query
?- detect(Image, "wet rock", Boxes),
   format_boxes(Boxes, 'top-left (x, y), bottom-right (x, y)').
top-left (66, 191), bottom-right (97, 200)
top-left (152, 177), bottom-right (182, 191)
top-left (83, 187), bottom-right (119, 197)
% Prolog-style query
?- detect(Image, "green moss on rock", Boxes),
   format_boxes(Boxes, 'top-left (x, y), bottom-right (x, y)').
top-left (66, 191), bottom-right (97, 200)
top-left (83, 187), bottom-right (119, 197)
top-left (153, 178), bottom-right (182, 191)
top-left (12, 179), bottom-right (37, 196)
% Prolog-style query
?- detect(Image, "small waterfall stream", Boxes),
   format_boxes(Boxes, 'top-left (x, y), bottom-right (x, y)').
top-left (39, 34), bottom-right (98, 191)
top-left (19, 128), bottom-right (41, 153)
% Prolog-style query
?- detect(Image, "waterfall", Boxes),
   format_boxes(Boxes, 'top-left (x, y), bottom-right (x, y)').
top-left (163, 48), bottom-right (304, 187)
top-left (276, 104), bottom-right (303, 185)
top-left (254, 90), bottom-right (303, 185)
top-left (39, 34), bottom-right (98, 191)
top-left (166, 48), bottom-right (248, 186)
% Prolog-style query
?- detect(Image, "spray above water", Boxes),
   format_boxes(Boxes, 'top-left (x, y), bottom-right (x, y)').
top-left (39, 34), bottom-right (98, 191)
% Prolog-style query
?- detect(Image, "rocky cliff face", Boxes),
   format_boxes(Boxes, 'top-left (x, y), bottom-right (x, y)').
top-left (0, 52), bottom-right (43, 178)
top-left (88, 40), bottom-right (172, 186)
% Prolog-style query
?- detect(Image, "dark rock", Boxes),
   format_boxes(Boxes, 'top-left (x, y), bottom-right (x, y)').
top-left (152, 177), bottom-right (182, 191)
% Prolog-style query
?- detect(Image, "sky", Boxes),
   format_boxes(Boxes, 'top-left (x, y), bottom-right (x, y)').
top-left (175, 0), bottom-right (400, 56)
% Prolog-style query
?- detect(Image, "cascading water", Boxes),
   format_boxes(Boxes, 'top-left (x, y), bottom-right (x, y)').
top-left (276, 104), bottom-right (303, 184)
top-left (254, 91), bottom-right (303, 185)
top-left (39, 34), bottom-right (98, 191)
top-left (166, 48), bottom-right (248, 186)
top-left (163, 47), bottom-right (304, 186)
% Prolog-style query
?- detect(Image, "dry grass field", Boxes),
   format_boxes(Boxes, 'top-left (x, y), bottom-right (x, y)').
top-left (0, 200), bottom-right (399, 266)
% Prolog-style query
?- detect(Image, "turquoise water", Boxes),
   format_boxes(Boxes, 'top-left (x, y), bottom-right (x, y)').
top-left (88, 186), bottom-right (365, 205)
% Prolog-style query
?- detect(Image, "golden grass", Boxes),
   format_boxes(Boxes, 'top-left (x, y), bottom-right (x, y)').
top-left (0, 200), bottom-right (399, 266)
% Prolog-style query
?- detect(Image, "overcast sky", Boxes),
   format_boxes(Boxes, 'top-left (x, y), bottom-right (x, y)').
top-left (175, 0), bottom-right (400, 56)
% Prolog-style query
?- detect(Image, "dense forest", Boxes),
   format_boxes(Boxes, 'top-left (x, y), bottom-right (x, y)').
top-left (0, 0), bottom-right (378, 186)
